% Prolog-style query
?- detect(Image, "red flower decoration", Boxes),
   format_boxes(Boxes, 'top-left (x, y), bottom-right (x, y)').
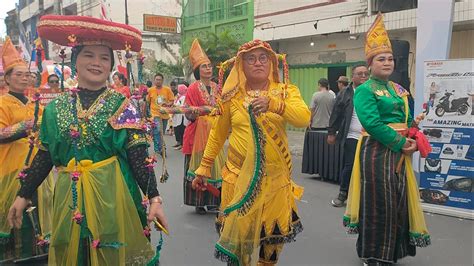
top-left (69, 87), bottom-right (80, 94)
top-left (36, 236), bottom-right (49, 247)
top-left (92, 239), bottom-right (101, 248)
top-left (72, 210), bottom-right (84, 224)
top-left (18, 171), bottom-right (27, 181)
top-left (70, 129), bottom-right (80, 139)
top-left (143, 226), bottom-right (151, 237)
top-left (70, 171), bottom-right (80, 182)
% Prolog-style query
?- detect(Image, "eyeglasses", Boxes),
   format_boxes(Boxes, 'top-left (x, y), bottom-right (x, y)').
top-left (243, 54), bottom-right (269, 65)
top-left (354, 72), bottom-right (369, 77)
top-left (49, 80), bottom-right (60, 84)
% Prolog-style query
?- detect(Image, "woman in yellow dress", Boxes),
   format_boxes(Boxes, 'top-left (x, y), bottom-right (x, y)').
top-left (193, 40), bottom-right (310, 266)
top-left (0, 37), bottom-right (53, 263)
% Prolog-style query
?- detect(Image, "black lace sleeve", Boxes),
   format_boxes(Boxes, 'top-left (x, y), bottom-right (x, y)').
top-left (126, 129), bottom-right (159, 198)
top-left (17, 149), bottom-right (54, 199)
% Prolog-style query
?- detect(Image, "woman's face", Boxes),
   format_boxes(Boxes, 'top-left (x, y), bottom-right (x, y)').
top-left (76, 45), bottom-right (111, 89)
top-left (113, 74), bottom-right (121, 86)
top-left (199, 63), bottom-right (213, 80)
top-left (370, 53), bottom-right (394, 80)
top-left (242, 48), bottom-right (271, 84)
top-left (5, 66), bottom-right (30, 92)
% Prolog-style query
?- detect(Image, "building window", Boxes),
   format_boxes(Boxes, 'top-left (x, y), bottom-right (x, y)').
top-left (372, 0), bottom-right (417, 13)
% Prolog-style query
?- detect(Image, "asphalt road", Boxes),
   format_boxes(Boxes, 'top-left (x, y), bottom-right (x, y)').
top-left (153, 135), bottom-right (473, 266)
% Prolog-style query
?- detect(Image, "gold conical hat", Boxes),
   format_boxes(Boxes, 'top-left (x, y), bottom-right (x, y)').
top-left (189, 39), bottom-right (210, 70)
top-left (365, 13), bottom-right (392, 62)
top-left (1, 37), bottom-right (27, 73)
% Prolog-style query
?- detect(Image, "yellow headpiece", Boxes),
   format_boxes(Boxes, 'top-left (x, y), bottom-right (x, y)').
top-left (218, 39), bottom-right (289, 96)
top-left (189, 39), bottom-right (211, 70)
top-left (1, 37), bottom-right (27, 73)
top-left (365, 13), bottom-right (392, 63)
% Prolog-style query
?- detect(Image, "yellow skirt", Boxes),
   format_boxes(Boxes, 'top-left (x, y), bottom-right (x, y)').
top-left (49, 157), bottom-right (154, 265)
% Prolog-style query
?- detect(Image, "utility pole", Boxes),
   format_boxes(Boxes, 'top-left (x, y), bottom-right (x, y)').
top-left (125, 0), bottom-right (129, 25)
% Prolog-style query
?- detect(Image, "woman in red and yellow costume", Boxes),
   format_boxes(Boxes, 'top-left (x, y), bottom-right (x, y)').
top-left (183, 39), bottom-right (224, 214)
top-left (193, 40), bottom-right (310, 266)
top-left (0, 37), bottom-right (53, 263)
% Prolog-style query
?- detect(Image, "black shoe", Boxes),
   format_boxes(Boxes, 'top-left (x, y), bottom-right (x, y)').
top-left (331, 191), bottom-right (347, 207)
top-left (172, 143), bottom-right (180, 148)
top-left (195, 206), bottom-right (206, 214)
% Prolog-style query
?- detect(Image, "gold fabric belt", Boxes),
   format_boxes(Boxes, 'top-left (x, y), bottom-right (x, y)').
top-left (361, 123), bottom-right (408, 137)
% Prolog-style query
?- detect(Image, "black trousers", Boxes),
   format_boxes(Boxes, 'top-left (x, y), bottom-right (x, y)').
top-left (339, 138), bottom-right (358, 193)
top-left (174, 123), bottom-right (185, 145)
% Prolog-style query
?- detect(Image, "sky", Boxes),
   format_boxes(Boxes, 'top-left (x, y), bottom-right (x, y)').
top-left (0, 0), bottom-right (18, 38)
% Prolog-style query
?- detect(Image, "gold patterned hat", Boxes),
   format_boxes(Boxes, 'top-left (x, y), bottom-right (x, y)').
top-left (189, 39), bottom-right (211, 70)
top-left (37, 15), bottom-right (142, 52)
top-left (1, 37), bottom-right (27, 73)
top-left (365, 13), bottom-right (392, 63)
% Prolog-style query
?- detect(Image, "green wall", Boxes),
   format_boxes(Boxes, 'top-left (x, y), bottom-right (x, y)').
top-left (182, 0), bottom-right (254, 52)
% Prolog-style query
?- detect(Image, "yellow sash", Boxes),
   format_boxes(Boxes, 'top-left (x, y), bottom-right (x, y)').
top-left (49, 157), bottom-right (154, 265)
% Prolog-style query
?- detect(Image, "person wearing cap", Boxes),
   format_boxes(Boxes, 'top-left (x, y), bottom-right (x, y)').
top-left (343, 13), bottom-right (430, 265)
top-left (182, 39), bottom-right (223, 214)
top-left (192, 39), bottom-right (310, 266)
top-left (327, 64), bottom-right (369, 207)
top-left (8, 15), bottom-right (168, 265)
top-left (0, 37), bottom-right (54, 263)
top-left (336, 75), bottom-right (349, 92)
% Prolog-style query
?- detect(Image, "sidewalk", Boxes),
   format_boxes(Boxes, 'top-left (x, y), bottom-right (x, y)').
top-left (287, 130), bottom-right (306, 156)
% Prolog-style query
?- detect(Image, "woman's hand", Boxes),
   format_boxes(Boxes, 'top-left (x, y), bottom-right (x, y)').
top-left (8, 197), bottom-right (30, 229)
top-left (147, 199), bottom-right (169, 232)
top-left (251, 96), bottom-right (270, 116)
top-left (192, 175), bottom-right (207, 191)
top-left (402, 138), bottom-right (417, 155)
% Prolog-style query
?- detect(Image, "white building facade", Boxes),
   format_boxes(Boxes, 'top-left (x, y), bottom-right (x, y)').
top-left (16, 0), bottom-right (181, 65)
top-left (253, 0), bottom-right (474, 104)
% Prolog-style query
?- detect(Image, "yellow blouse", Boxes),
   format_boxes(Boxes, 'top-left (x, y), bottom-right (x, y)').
top-left (0, 94), bottom-right (38, 175)
top-left (196, 82), bottom-right (310, 186)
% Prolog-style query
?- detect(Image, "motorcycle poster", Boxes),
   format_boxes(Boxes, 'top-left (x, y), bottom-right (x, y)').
top-left (419, 59), bottom-right (473, 215)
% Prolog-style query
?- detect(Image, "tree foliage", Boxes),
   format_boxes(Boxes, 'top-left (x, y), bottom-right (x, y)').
top-left (182, 30), bottom-right (240, 77)
top-left (150, 60), bottom-right (184, 80)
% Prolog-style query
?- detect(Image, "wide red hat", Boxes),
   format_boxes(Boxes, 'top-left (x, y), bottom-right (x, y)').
top-left (37, 15), bottom-right (142, 52)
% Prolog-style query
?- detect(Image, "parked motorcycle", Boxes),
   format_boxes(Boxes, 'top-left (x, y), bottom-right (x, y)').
top-left (435, 90), bottom-right (469, 117)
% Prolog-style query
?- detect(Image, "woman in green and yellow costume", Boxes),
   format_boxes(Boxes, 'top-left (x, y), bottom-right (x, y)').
top-left (8, 15), bottom-right (168, 265)
top-left (343, 13), bottom-right (430, 265)
top-left (193, 40), bottom-right (310, 266)
top-left (0, 37), bottom-right (53, 263)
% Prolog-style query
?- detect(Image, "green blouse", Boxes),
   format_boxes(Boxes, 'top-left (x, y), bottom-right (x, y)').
top-left (354, 77), bottom-right (413, 152)
top-left (39, 90), bottom-right (148, 222)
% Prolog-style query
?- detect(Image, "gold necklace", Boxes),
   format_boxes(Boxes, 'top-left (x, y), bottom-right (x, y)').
top-left (243, 89), bottom-right (268, 109)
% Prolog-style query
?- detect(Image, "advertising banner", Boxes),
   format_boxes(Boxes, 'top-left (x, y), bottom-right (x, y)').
top-left (420, 59), bottom-right (473, 218)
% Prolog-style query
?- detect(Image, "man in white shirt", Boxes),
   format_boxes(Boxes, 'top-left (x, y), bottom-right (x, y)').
top-left (327, 64), bottom-right (369, 207)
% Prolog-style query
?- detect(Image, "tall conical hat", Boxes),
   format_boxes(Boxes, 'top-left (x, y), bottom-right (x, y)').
top-left (189, 39), bottom-right (210, 70)
top-left (1, 37), bottom-right (27, 73)
top-left (365, 13), bottom-right (392, 63)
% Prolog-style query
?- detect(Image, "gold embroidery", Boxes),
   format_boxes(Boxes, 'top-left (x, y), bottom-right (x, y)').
top-left (38, 19), bottom-right (141, 41)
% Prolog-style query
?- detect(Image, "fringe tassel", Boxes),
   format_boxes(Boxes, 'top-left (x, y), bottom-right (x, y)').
top-left (260, 221), bottom-right (303, 245)
top-left (214, 248), bottom-right (239, 266)
top-left (409, 232), bottom-right (431, 247)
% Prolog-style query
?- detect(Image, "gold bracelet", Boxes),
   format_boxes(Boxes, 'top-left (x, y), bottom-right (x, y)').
top-left (150, 196), bottom-right (163, 204)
